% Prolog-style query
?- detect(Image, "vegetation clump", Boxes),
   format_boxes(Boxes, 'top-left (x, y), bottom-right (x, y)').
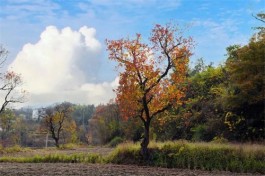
top-left (108, 137), bottom-right (124, 147)
top-left (0, 145), bottom-right (30, 154)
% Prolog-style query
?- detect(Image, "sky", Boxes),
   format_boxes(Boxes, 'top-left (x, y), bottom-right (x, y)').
top-left (0, 0), bottom-right (264, 108)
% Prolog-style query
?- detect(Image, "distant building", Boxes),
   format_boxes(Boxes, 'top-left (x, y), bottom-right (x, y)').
top-left (32, 109), bottom-right (39, 120)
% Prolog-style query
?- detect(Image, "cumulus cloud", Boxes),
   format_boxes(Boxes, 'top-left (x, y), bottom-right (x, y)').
top-left (8, 26), bottom-right (118, 107)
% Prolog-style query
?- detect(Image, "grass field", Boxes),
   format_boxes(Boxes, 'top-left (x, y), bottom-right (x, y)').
top-left (0, 141), bottom-right (264, 175)
top-left (109, 141), bottom-right (265, 173)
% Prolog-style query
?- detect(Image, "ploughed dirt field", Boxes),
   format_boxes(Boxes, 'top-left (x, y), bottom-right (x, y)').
top-left (0, 163), bottom-right (261, 176)
top-left (0, 147), bottom-right (262, 176)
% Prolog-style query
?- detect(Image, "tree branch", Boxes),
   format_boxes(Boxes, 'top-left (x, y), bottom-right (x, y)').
top-left (150, 103), bottom-right (171, 120)
top-left (252, 13), bottom-right (265, 23)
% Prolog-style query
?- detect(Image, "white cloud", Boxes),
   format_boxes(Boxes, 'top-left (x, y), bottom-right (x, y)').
top-left (27, 77), bottom-right (119, 107)
top-left (8, 26), bottom-right (118, 106)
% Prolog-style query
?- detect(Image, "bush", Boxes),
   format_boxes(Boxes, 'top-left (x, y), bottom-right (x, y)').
top-left (211, 136), bottom-right (228, 144)
top-left (191, 125), bottom-right (207, 141)
top-left (108, 137), bottom-right (124, 147)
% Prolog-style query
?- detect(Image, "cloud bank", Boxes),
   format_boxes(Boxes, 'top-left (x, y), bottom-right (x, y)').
top-left (8, 26), bottom-right (118, 107)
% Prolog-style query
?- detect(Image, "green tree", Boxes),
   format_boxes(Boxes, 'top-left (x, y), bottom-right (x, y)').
top-left (72, 104), bottom-right (95, 143)
top-left (189, 58), bottom-right (213, 76)
top-left (88, 103), bottom-right (121, 145)
top-left (223, 33), bottom-right (265, 141)
top-left (0, 109), bottom-right (16, 145)
top-left (183, 66), bottom-right (227, 141)
top-left (152, 60), bottom-right (227, 142)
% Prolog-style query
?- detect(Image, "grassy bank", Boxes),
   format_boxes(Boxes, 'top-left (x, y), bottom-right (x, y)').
top-left (108, 141), bottom-right (265, 174)
top-left (0, 141), bottom-right (264, 174)
top-left (0, 145), bottom-right (31, 154)
top-left (0, 153), bottom-right (103, 163)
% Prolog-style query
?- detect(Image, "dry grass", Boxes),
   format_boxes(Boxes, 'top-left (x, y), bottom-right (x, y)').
top-left (0, 141), bottom-right (264, 174)
top-left (108, 141), bottom-right (265, 173)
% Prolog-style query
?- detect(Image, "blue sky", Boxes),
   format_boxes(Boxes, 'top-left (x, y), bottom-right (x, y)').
top-left (0, 0), bottom-right (264, 106)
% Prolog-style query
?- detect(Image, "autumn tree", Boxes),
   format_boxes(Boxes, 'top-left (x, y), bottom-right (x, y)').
top-left (0, 46), bottom-right (25, 114)
top-left (40, 102), bottom-right (74, 147)
top-left (107, 24), bottom-right (193, 157)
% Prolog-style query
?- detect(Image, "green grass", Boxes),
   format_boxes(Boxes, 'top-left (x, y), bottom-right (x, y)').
top-left (0, 153), bottom-right (104, 163)
top-left (107, 141), bottom-right (265, 174)
top-left (59, 143), bottom-right (82, 150)
top-left (0, 141), bottom-right (264, 174)
top-left (0, 145), bottom-right (31, 154)
top-left (108, 137), bottom-right (124, 147)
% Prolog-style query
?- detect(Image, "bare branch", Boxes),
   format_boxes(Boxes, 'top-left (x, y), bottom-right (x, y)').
top-left (252, 13), bottom-right (265, 23)
top-left (150, 103), bottom-right (171, 120)
top-left (0, 46), bottom-right (26, 114)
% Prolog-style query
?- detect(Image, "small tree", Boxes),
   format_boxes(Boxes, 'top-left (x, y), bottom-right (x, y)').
top-left (0, 109), bottom-right (16, 145)
top-left (0, 46), bottom-right (25, 114)
top-left (41, 102), bottom-right (73, 147)
top-left (0, 46), bottom-right (25, 147)
top-left (107, 24), bottom-right (193, 157)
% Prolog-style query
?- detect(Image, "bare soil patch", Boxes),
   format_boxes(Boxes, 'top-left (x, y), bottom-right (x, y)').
top-left (0, 163), bottom-right (260, 176)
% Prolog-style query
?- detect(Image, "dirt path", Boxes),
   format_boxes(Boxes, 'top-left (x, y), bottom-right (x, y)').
top-left (0, 163), bottom-right (261, 176)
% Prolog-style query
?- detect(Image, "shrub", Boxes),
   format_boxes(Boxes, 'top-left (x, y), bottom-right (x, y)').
top-left (191, 125), bottom-right (207, 141)
top-left (108, 137), bottom-right (124, 147)
top-left (211, 136), bottom-right (229, 144)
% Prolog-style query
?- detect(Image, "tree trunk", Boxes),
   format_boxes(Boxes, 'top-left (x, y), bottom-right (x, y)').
top-left (141, 121), bottom-right (150, 159)
top-left (45, 133), bottom-right (48, 148)
top-left (54, 138), bottom-right (59, 148)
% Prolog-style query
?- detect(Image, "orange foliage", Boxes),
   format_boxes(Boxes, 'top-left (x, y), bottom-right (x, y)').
top-left (107, 23), bottom-right (193, 123)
